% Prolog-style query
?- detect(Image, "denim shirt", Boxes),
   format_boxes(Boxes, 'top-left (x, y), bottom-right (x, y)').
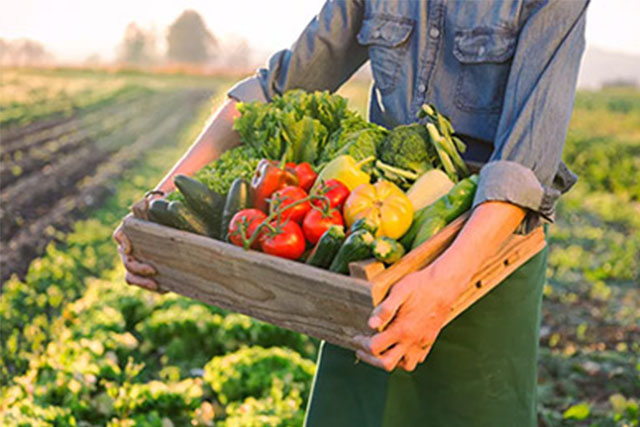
top-left (228, 0), bottom-right (589, 232)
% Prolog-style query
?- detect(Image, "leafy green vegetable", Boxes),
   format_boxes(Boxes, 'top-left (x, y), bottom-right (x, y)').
top-left (203, 346), bottom-right (315, 404)
top-left (321, 129), bottom-right (384, 172)
top-left (233, 90), bottom-right (351, 165)
top-left (193, 145), bottom-right (261, 195)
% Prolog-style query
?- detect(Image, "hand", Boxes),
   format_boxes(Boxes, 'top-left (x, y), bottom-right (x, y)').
top-left (112, 195), bottom-right (163, 292)
top-left (354, 259), bottom-right (468, 372)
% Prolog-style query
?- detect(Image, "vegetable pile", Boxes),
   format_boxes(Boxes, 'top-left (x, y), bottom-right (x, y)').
top-left (152, 90), bottom-right (479, 273)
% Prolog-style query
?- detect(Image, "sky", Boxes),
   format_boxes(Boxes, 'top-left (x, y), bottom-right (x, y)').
top-left (1, 0), bottom-right (639, 63)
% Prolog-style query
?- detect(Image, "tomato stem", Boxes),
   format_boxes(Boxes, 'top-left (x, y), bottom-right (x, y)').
top-left (244, 193), bottom-right (328, 249)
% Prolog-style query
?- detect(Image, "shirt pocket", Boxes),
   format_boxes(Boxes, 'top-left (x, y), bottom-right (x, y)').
top-left (357, 14), bottom-right (413, 95)
top-left (453, 26), bottom-right (517, 114)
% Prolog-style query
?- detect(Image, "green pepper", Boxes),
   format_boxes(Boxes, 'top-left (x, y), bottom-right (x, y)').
top-left (407, 175), bottom-right (478, 249)
top-left (442, 174), bottom-right (478, 222)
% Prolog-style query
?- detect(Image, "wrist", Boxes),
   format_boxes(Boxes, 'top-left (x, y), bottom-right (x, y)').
top-left (422, 251), bottom-right (475, 303)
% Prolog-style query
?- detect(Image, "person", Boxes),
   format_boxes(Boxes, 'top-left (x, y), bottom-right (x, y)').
top-left (113, 0), bottom-right (589, 425)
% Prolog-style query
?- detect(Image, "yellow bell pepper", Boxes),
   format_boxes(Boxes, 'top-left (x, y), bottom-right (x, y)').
top-left (343, 180), bottom-right (414, 239)
top-left (313, 155), bottom-right (374, 192)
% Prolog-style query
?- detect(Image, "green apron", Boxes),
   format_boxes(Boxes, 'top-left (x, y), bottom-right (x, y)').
top-left (304, 244), bottom-right (548, 427)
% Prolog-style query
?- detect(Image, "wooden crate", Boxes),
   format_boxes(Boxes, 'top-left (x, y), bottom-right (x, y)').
top-left (123, 214), bottom-right (546, 352)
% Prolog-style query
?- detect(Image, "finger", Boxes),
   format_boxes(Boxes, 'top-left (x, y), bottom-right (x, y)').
top-left (368, 287), bottom-right (408, 330)
top-left (119, 246), bottom-right (156, 276)
top-left (356, 344), bottom-right (407, 372)
top-left (353, 335), bottom-right (372, 353)
top-left (368, 323), bottom-right (404, 355)
top-left (131, 198), bottom-right (150, 220)
top-left (419, 343), bottom-right (433, 363)
top-left (398, 347), bottom-right (423, 372)
top-left (113, 226), bottom-right (132, 255)
top-left (125, 271), bottom-right (158, 292)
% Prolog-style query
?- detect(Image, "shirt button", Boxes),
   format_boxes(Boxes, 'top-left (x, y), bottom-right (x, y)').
top-left (418, 84), bottom-right (426, 93)
top-left (478, 46), bottom-right (486, 56)
top-left (429, 27), bottom-right (440, 38)
top-left (373, 29), bottom-right (381, 38)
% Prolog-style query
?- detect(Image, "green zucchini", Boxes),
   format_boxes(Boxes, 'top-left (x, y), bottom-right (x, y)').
top-left (411, 216), bottom-right (447, 250)
top-left (168, 201), bottom-right (209, 235)
top-left (173, 174), bottom-right (225, 238)
top-left (148, 199), bottom-right (181, 228)
top-left (306, 225), bottom-right (346, 268)
top-left (329, 230), bottom-right (375, 274)
top-left (373, 236), bottom-right (405, 264)
top-left (349, 217), bottom-right (378, 236)
top-left (399, 199), bottom-right (445, 250)
top-left (221, 178), bottom-right (252, 240)
top-left (400, 175), bottom-right (478, 250)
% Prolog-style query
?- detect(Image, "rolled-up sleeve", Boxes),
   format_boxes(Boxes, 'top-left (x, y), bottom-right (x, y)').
top-left (228, 0), bottom-right (368, 103)
top-left (473, 0), bottom-right (589, 233)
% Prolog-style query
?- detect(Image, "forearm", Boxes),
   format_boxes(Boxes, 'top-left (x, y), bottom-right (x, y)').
top-left (426, 201), bottom-right (527, 299)
top-left (154, 98), bottom-right (242, 193)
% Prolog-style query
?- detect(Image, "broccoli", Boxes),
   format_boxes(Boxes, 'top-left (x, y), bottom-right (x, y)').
top-left (319, 116), bottom-right (387, 171)
top-left (376, 124), bottom-right (433, 178)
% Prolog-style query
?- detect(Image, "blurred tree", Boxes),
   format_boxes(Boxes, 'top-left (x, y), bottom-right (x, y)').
top-left (118, 23), bottom-right (158, 66)
top-left (0, 38), bottom-right (54, 66)
top-left (166, 10), bottom-right (217, 64)
top-left (220, 38), bottom-right (253, 70)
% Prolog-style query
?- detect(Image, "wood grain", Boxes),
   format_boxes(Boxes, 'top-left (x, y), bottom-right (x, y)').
top-left (369, 212), bottom-right (470, 305)
top-left (349, 258), bottom-right (385, 280)
top-left (124, 215), bottom-right (546, 352)
top-left (445, 226), bottom-right (546, 326)
top-left (123, 216), bottom-right (373, 351)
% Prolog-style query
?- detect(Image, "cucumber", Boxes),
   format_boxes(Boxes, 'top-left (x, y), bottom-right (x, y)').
top-left (168, 201), bottom-right (209, 235)
top-left (148, 199), bottom-right (181, 228)
top-left (329, 230), bottom-right (375, 274)
top-left (349, 217), bottom-right (378, 236)
top-left (399, 199), bottom-right (444, 250)
top-left (372, 236), bottom-right (405, 264)
top-left (221, 178), bottom-right (252, 241)
top-left (174, 174), bottom-right (225, 238)
top-left (306, 225), bottom-right (345, 268)
top-left (411, 216), bottom-right (447, 250)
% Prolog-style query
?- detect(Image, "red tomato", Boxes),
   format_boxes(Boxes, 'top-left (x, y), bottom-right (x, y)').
top-left (228, 209), bottom-right (267, 248)
top-left (312, 179), bottom-right (350, 210)
top-left (285, 162), bottom-right (317, 192)
top-left (302, 207), bottom-right (344, 244)
top-left (294, 163), bottom-right (317, 192)
top-left (270, 186), bottom-right (311, 223)
top-left (259, 221), bottom-right (306, 260)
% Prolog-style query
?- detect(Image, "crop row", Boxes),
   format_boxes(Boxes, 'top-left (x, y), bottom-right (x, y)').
top-left (0, 88), bottom-right (212, 282)
top-left (0, 73), bottom-right (638, 426)
top-left (1, 92), bottom-right (317, 425)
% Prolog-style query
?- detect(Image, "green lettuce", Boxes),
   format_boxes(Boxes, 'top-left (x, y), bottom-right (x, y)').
top-left (233, 90), bottom-right (351, 165)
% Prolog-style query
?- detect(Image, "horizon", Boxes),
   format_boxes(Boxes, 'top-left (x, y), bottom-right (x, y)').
top-left (1, 0), bottom-right (639, 63)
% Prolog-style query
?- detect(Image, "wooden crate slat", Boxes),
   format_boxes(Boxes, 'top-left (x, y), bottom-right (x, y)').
top-left (123, 217), bottom-right (373, 351)
top-left (369, 213), bottom-right (470, 305)
top-left (124, 215), bottom-right (546, 352)
top-left (445, 226), bottom-right (546, 324)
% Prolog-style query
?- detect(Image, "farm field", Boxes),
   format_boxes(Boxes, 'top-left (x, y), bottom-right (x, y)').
top-left (1, 68), bottom-right (639, 426)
